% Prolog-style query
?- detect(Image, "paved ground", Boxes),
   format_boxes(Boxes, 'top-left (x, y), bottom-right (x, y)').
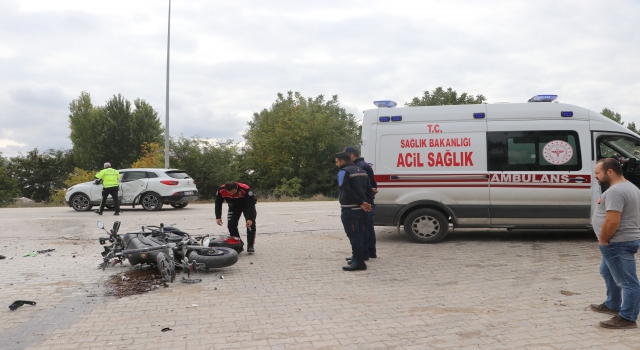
top-left (1, 202), bottom-right (639, 350)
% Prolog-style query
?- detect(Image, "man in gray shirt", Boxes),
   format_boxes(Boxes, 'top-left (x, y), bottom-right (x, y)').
top-left (590, 158), bottom-right (640, 329)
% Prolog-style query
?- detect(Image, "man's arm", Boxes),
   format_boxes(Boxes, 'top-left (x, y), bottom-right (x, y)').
top-left (599, 211), bottom-right (622, 245)
top-left (95, 169), bottom-right (105, 179)
top-left (215, 191), bottom-right (224, 225)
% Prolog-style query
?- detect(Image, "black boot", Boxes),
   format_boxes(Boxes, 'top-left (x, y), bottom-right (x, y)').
top-left (247, 245), bottom-right (254, 253)
top-left (94, 210), bottom-right (102, 215)
top-left (346, 256), bottom-right (369, 261)
top-left (342, 261), bottom-right (367, 271)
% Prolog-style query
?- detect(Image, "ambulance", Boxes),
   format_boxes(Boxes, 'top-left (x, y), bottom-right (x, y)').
top-left (361, 95), bottom-right (640, 243)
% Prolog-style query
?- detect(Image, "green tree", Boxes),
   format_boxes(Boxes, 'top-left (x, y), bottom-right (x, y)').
top-left (68, 91), bottom-right (99, 169)
top-left (405, 87), bottom-right (486, 106)
top-left (5, 148), bottom-right (75, 202)
top-left (243, 91), bottom-right (361, 196)
top-left (0, 153), bottom-right (20, 206)
top-left (170, 136), bottom-right (243, 200)
top-left (68, 92), bottom-right (164, 170)
top-left (601, 108), bottom-right (639, 135)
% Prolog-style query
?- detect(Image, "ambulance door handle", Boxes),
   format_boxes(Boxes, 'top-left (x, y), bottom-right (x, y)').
top-left (573, 177), bottom-right (586, 183)
top-left (391, 176), bottom-right (399, 180)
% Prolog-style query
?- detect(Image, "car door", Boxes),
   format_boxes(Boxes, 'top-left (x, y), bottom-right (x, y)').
top-left (120, 170), bottom-right (149, 204)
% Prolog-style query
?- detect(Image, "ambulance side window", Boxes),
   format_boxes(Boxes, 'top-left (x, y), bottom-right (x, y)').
top-left (487, 131), bottom-right (581, 171)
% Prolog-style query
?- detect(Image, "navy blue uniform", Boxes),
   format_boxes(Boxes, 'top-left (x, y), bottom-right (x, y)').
top-left (337, 162), bottom-right (374, 264)
top-left (354, 157), bottom-right (377, 257)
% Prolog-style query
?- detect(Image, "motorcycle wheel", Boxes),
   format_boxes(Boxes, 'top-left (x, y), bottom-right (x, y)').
top-left (188, 247), bottom-right (238, 269)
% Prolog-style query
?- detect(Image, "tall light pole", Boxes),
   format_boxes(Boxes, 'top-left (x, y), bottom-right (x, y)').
top-left (164, 0), bottom-right (171, 169)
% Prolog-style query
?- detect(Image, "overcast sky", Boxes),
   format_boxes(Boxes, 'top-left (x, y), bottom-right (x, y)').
top-left (1, 0), bottom-right (639, 157)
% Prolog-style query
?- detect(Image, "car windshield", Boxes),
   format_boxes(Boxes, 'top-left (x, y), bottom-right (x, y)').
top-left (165, 171), bottom-right (191, 179)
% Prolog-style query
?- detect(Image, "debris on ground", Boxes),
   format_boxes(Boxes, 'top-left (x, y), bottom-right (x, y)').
top-left (23, 252), bottom-right (37, 257)
top-left (9, 300), bottom-right (36, 311)
top-left (161, 327), bottom-right (172, 332)
top-left (180, 277), bottom-right (202, 284)
top-left (37, 249), bottom-right (55, 254)
top-left (104, 269), bottom-right (169, 298)
top-left (560, 290), bottom-right (581, 296)
top-left (220, 276), bottom-right (224, 279)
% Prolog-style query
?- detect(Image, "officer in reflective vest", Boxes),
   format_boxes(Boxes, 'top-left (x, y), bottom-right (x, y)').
top-left (215, 182), bottom-right (257, 253)
top-left (95, 162), bottom-right (121, 215)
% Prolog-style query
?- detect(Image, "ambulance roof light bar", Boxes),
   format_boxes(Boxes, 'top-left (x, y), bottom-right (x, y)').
top-left (373, 100), bottom-right (397, 108)
top-left (528, 95), bottom-right (558, 103)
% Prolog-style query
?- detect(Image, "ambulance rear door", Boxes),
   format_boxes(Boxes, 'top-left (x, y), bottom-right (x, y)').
top-left (486, 104), bottom-right (592, 226)
top-left (375, 105), bottom-right (490, 225)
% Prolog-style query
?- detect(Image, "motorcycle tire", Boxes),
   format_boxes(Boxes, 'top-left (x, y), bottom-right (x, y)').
top-left (188, 247), bottom-right (238, 269)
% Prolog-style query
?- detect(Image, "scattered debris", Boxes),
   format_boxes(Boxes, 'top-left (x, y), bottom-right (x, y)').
top-left (180, 277), bottom-right (202, 284)
top-left (220, 276), bottom-right (225, 279)
top-left (250, 262), bottom-right (253, 265)
top-left (37, 249), bottom-right (55, 254)
top-left (104, 269), bottom-right (169, 298)
top-left (23, 252), bottom-right (37, 257)
top-left (9, 300), bottom-right (36, 311)
top-left (161, 327), bottom-right (172, 332)
top-left (187, 304), bottom-right (199, 308)
top-left (561, 290), bottom-right (581, 296)
top-left (0, 255), bottom-right (5, 259)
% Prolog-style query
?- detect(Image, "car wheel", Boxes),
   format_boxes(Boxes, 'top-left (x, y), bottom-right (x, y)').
top-left (71, 194), bottom-right (93, 212)
top-left (141, 193), bottom-right (163, 211)
top-left (403, 208), bottom-right (449, 243)
top-left (170, 203), bottom-right (188, 209)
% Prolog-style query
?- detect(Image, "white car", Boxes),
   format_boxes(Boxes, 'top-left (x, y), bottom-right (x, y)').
top-left (65, 168), bottom-right (199, 211)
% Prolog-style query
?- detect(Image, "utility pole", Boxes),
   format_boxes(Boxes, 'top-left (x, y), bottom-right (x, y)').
top-left (164, 0), bottom-right (171, 169)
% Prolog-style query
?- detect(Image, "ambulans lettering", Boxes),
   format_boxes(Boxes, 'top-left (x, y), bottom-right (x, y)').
top-left (489, 174), bottom-right (571, 183)
top-left (429, 137), bottom-right (471, 148)
top-left (400, 139), bottom-right (428, 148)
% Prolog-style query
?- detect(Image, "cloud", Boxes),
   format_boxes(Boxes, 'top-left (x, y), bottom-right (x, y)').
top-left (0, 0), bottom-right (639, 157)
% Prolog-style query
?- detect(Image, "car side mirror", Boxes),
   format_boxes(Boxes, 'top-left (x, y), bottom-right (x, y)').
top-left (97, 221), bottom-right (104, 229)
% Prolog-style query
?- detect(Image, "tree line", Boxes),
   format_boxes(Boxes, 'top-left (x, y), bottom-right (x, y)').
top-left (0, 87), bottom-right (633, 206)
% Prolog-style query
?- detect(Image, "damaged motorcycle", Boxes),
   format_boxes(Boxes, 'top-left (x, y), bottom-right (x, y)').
top-left (97, 221), bottom-right (238, 283)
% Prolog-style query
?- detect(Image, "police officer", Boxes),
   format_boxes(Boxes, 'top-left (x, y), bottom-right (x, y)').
top-left (94, 162), bottom-right (120, 216)
top-left (215, 182), bottom-right (257, 253)
top-left (335, 152), bottom-right (374, 271)
top-left (344, 146), bottom-right (378, 260)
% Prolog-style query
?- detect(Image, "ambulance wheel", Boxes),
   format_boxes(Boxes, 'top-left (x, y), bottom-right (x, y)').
top-left (403, 208), bottom-right (449, 243)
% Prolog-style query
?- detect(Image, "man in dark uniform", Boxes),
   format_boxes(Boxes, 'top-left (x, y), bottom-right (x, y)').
top-left (344, 146), bottom-right (378, 260)
top-left (215, 182), bottom-right (257, 253)
top-left (335, 152), bottom-right (374, 271)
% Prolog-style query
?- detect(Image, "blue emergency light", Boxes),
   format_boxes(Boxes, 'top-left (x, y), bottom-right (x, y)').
top-left (373, 100), bottom-right (397, 108)
top-left (379, 116), bottom-right (391, 122)
top-left (528, 95), bottom-right (558, 103)
top-left (561, 111), bottom-right (573, 117)
top-left (473, 113), bottom-right (485, 119)
top-left (391, 116), bottom-right (402, 121)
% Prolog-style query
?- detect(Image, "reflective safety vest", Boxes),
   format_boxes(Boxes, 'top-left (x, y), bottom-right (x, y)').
top-left (96, 168), bottom-right (120, 188)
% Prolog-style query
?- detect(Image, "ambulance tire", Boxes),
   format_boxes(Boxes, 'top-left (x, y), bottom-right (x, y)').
top-left (403, 208), bottom-right (449, 243)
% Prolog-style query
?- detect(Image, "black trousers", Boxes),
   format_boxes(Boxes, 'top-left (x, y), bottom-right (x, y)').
top-left (98, 186), bottom-right (120, 213)
top-left (227, 207), bottom-right (256, 245)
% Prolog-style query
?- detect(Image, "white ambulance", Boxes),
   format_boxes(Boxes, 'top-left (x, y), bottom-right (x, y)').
top-left (361, 95), bottom-right (640, 243)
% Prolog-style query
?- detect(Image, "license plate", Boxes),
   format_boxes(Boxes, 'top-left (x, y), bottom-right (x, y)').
top-left (184, 191), bottom-right (194, 195)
